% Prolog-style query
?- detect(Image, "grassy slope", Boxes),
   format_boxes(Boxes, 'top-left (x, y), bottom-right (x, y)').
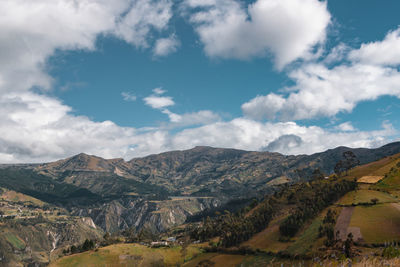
top-left (338, 189), bottom-right (397, 205)
top-left (344, 153), bottom-right (400, 179)
top-left (242, 154), bottom-right (400, 256)
top-left (349, 204), bottom-right (400, 243)
top-left (0, 188), bottom-right (45, 207)
top-left (242, 212), bottom-right (291, 252)
top-left (51, 244), bottom-right (203, 267)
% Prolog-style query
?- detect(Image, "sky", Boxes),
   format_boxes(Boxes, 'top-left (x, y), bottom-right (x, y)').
top-left (1, 0), bottom-right (400, 163)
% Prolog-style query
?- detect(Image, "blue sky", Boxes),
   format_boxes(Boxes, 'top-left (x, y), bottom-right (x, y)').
top-left (1, 0), bottom-right (400, 163)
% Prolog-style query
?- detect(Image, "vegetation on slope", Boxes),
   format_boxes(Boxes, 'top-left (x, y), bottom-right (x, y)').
top-left (189, 178), bottom-right (356, 248)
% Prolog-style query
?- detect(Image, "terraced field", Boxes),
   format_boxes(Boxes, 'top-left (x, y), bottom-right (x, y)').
top-left (349, 203), bottom-right (400, 243)
top-left (357, 176), bottom-right (384, 184)
top-left (338, 189), bottom-right (398, 205)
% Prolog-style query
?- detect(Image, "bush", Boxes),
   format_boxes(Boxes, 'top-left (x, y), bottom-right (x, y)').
top-left (383, 246), bottom-right (400, 258)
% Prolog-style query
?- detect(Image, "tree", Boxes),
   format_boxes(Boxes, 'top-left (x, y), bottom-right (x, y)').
top-left (81, 239), bottom-right (95, 251)
top-left (70, 245), bottom-right (78, 254)
top-left (335, 151), bottom-right (360, 176)
top-left (312, 168), bottom-right (325, 180)
top-left (342, 151), bottom-right (360, 175)
top-left (334, 160), bottom-right (345, 177)
top-left (344, 232), bottom-right (353, 258)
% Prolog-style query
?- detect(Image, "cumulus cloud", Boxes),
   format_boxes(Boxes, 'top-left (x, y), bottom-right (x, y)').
top-left (170, 119), bottom-right (396, 156)
top-left (0, 0), bottom-right (398, 164)
top-left (335, 122), bottom-right (356, 132)
top-left (143, 89), bottom-right (175, 109)
top-left (161, 110), bottom-right (221, 127)
top-left (144, 95), bottom-right (175, 109)
top-left (262, 134), bottom-right (303, 154)
top-left (184, 0), bottom-right (331, 69)
top-left (349, 27), bottom-right (400, 66)
top-left (0, 92), bottom-right (396, 163)
top-left (242, 27), bottom-right (400, 120)
top-left (0, 0), bottom-right (173, 94)
top-left (114, 0), bottom-right (173, 47)
top-left (153, 34), bottom-right (180, 56)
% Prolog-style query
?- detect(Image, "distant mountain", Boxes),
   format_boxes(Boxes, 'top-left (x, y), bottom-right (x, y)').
top-left (1, 142), bottom-right (400, 234)
top-left (35, 142), bottom-right (400, 198)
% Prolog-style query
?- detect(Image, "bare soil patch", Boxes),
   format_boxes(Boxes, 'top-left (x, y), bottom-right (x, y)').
top-left (335, 207), bottom-right (354, 241)
top-left (347, 227), bottom-right (363, 242)
top-left (358, 176), bottom-right (384, 184)
top-left (391, 202), bottom-right (400, 211)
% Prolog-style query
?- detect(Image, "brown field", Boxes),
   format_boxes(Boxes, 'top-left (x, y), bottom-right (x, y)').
top-left (335, 207), bottom-right (354, 241)
top-left (349, 204), bottom-right (400, 243)
top-left (210, 254), bottom-right (245, 266)
top-left (358, 176), bottom-right (384, 184)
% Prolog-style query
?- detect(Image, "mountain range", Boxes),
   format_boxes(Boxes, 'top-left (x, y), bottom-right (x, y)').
top-left (2, 142), bottom-right (400, 233)
top-left (2, 142), bottom-right (400, 265)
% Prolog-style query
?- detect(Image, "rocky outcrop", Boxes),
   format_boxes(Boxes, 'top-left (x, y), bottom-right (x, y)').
top-left (73, 197), bottom-right (220, 233)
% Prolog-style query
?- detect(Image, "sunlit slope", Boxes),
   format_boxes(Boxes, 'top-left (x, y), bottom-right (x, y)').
top-left (242, 154), bottom-right (400, 256)
top-left (343, 153), bottom-right (400, 180)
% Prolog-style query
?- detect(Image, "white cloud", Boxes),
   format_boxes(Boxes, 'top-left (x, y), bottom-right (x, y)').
top-left (144, 88), bottom-right (221, 126)
top-left (0, 0), bottom-right (173, 94)
top-left (184, 0), bottom-right (331, 69)
top-left (0, 0), bottom-right (398, 164)
top-left (121, 92), bottom-right (137, 101)
top-left (0, 94), bottom-right (394, 163)
top-left (335, 122), bottom-right (356, 132)
top-left (153, 34), bottom-right (180, 56)
top-left (242, 27), bottom-right (400, 121)
top-left (170, 119), bottom-right (396, 155)
top-left (114, 0), bottom-right (173, 48)
top-left (143, 90), bottom-right (175, 109)
top-left (152, 87), bottom-right (166, 95)
top-left (324, 43), bottom-right (350, 64)
top-left (161, 110), bottom-right (221, 127)
top-left (349, 27), bottom-right (400, 66)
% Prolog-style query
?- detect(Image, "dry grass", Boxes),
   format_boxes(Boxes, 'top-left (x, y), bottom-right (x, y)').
top-left (345, 154), bottom-right (400, 179)
top-left (182, 253), bottom-right (217, 267)
top-left (338, 189), bottom-right (397, 205)
top-left (349, 204), bottom-right (400, 243)
top-left (0, 188), bottom-right (44, 206)
top-left (50, 243), bottom-right (189, 267)
top-left (358, 176), bottom-right (384, 184)
top-left (211, 254), bottom-right (245, 266)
